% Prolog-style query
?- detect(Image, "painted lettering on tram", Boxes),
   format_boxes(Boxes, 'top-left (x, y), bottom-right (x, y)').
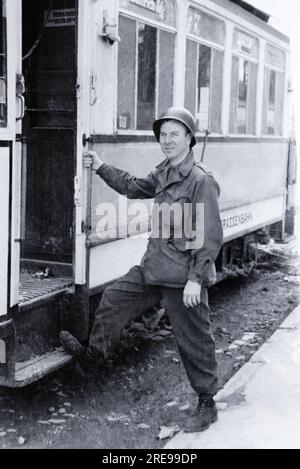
top-left (129, 0), bottom-right (157, 12)
top-left (127, 0), bottom-right (171, 23)
top-left (46, 9), bottom-right (76, 28)
top-left (222, 212), bottom-right (253, 230)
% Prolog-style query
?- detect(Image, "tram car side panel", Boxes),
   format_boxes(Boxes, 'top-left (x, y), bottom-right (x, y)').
top-left (87, 138), bottom-right (289, 291)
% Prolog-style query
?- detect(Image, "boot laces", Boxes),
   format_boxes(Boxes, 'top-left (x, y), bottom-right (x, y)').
top-left (198, 400), bottom-right (209, 413)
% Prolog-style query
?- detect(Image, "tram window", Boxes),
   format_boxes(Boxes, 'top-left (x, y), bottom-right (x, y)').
top-left (117, 15), bottom-right (175, 131)
top-left (267, 70), bottom-right (276, 133)
top-left (210, 49), bottom-right (223, 133)
top-left (237, 59), bottom-right (249, 134)
top-left (185, 40), bottom-right (197, 118)
top-left (187, 7), bottom-right (225, 46)
top-left (230, 57), bottom-right (257, 134)
top-left (262, 44), bottom-right (286, 136)
top-left (233, 29), bottom-right (259, 60)
top-left (265, 44), bottom-right (286, 69)
top-left (157, 29), bottom-right (175, 118)
top-left (262, 68), bottom-right (285, 136)
top-left (198, 45), bottom-right (211, 130)
top-left (185, 40), bottom-right (224, 133)
top-left (137, 24), bottom-right (157, 130)
top-left (118, 16), bottom-right (136, 130)
top-left (0, 0), bottom-right (7, 127)
top-left (269, 71), bottom-right (276, 107)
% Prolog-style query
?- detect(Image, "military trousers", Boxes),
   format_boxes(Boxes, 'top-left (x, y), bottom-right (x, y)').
top-left (88, 266), bottom-right (218, 396)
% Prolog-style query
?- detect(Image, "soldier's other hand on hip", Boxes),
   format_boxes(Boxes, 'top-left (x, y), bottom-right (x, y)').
top-left (183, 281), bottom-right (202, 308)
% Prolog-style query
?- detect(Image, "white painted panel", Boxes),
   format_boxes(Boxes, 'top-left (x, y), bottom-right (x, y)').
top-left (91, 141), bottom-right (289, 215)
top-left (89, 236), bottom-right (148, 289)
top-left (222, 196), bottom-right (286, 241)
top-left (75, 0), bottom-right (93, 285)
top-left (10, 141), bottom-right (20, 307)
top-left (10, 0), bottom-right (22, 307)
top-left (89, 195), bottom-right (285, 290)
top-left (203, 142), bottom-right (288, 210)
top-left (0, 147), bottom-right (10, 316)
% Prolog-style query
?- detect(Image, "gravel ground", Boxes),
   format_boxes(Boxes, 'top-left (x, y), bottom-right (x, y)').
top-left (0, 240), bottom-right (299, 449)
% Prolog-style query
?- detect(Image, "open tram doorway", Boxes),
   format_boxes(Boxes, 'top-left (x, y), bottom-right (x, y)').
top-left (20, 0), bottom-right (77, 304)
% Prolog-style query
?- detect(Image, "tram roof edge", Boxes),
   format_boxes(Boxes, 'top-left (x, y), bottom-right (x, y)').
top-left (211, 0), bottom-right (290, 44)
top-left (229, 0), bottom-right (270, 23)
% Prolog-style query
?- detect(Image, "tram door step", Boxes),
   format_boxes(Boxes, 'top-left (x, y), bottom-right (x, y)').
top-left (14, 349), bottom-right (72, 388)
top-left (16, 285), bottom-right (75, 366)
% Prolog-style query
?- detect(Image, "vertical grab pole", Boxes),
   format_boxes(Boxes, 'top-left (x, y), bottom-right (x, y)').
top-left (201, 130), bottom-right (210, 163)
top-left (82, 152), bottom-right (93, 296)
top-left (69, 152), bottom-right (93, 343)
top-left (20, 138), bottom-right (27, 241)
top-left (83, 152), bottom-right (93, 238)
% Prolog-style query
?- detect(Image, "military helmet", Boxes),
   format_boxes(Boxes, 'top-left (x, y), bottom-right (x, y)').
top-left (153, 107), bottom-right (197, 148)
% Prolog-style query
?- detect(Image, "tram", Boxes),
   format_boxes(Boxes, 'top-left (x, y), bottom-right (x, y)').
top-left (0, 0), bottom-right (297, 387)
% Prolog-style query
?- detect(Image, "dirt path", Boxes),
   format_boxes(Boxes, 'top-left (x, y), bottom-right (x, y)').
top-left (1, 241), bottom-right (299, 449)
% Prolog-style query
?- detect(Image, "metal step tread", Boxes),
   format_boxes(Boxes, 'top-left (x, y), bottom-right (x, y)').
top-left (19, 273), bottom-right (73, 305)
top-left (15, 348), bottom-right (72, 387)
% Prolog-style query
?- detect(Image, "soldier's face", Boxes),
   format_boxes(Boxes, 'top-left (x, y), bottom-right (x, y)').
top-left (160, 121), bottom-right (191, 163)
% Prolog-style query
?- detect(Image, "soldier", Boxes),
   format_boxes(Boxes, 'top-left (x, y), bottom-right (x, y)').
top-left (61, 107), bottom-right (223, 432)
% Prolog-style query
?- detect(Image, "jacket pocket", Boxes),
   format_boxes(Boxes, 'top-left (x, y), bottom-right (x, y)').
top-left (141, 239), bottom-right (191, 286)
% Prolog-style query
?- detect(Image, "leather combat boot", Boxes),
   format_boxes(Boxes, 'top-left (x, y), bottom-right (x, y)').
top-left (60, 330), bottom-right (98, 378)
top-left (184, 395), bottom-right (218, 433)
top-left (60, 331), bottom-right (85, 357)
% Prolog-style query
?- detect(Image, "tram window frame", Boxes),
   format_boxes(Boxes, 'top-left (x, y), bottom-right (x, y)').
top-left (185, 40), bottom-right (224, 135)
top-left (184, 8), bottom-right (225, 135)
top-left (262, 44), bottom-right (286, 136)
top-left (0, 0), bottom-right (7, 128)
top-left (117, 13), bottom-right (176, 133)
top-left (229, 29), bottom-right (259, 136)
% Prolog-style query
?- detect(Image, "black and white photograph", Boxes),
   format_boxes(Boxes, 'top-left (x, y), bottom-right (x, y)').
top-left (0, 0), bottom-right (299, 452)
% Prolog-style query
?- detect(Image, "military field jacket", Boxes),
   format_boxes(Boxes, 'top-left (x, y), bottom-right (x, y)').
top-left (97, 152), bottom-right (223, 288)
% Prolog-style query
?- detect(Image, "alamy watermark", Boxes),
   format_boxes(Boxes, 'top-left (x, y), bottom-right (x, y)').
top-left (95, 196), bottom-right (205, 250)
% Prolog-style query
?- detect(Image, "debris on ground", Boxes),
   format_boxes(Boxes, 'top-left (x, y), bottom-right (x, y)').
top-left (215, 327), bottom-right (231, 338)
top-left (48, 419), bottom-right (67, 425)
top-left (18, 437), bottom-right (26, 446)
top-left (253, 240), bottom-right (298, 261)
top-left (179, 404), bottom-right (190, 412)
top-left (106, 414), bottom-right (131, 424)
top-left (137, 423), bottom-right (151, 430)
top-left (32, 268), bottom-right (52, 279)
top-left (165, 401), bottom-right (178, 408)
top-left (158, 425), bottom-right (180, 440)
